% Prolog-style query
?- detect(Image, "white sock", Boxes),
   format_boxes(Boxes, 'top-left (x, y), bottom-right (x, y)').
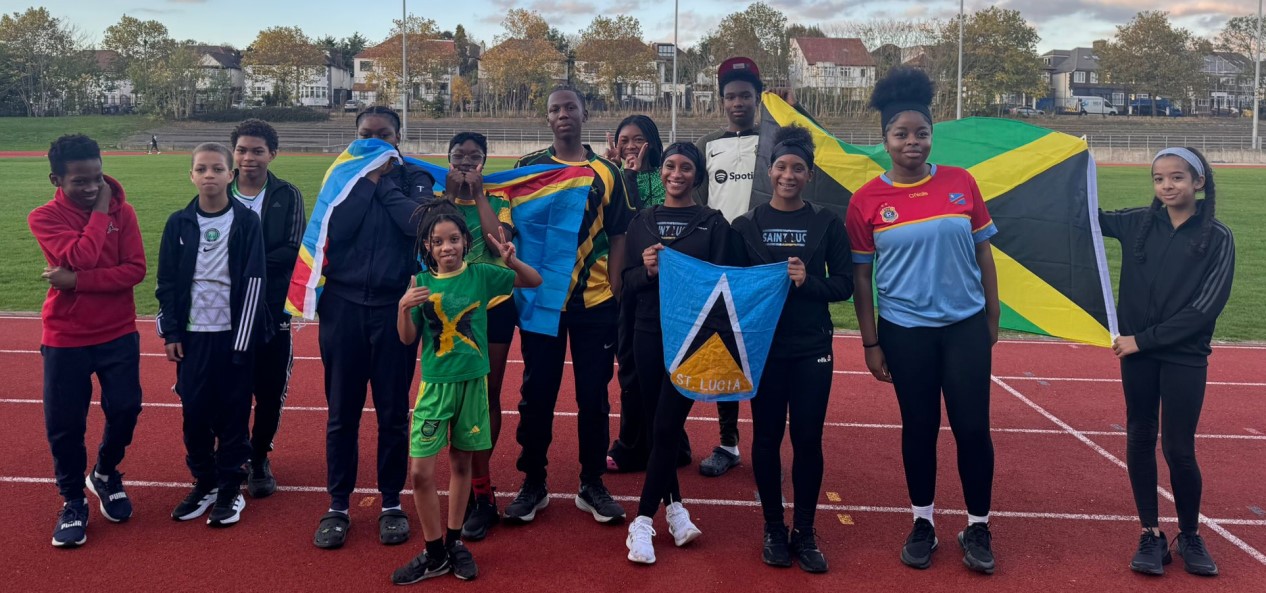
top-left (382, 505), bottom-right (402, 512)
top-left (93, 470), bottom-right (109, 481)
top-left (967, 513), bottom-right (990, 526)
top-left (913, 504), bottom-right (935, 525)
top-left (327, 508), bottom-right (349, 515)
top-left (720, 445), bottom-right (739, 457)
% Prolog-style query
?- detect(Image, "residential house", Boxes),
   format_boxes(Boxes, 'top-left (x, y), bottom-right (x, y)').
top-left (788, 37), bottom-right (876, 99)
top-left (245, 57), bottom-right (353, 108)
top-left (353, 37), bottom-right (458, 108)
top-left (1200, 52), bottom-right (1257, 115)
top-left (193, 45), bottom-right (245, 111)
top-left (1041, 47), bottom-right (1125, 113)
top-left (92, 50), bottom-right (135, 112)
top-left (476, 39), bottom-right (567, 108)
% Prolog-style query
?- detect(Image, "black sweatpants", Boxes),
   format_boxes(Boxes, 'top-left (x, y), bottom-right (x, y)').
top-left (1121, 356), bottom-right (1207, 533)
top-left (250, 321), bottom-right (293, 463)
top-left (177, 331), bottom-right (253, 490)
top-left (716, 402), bottom-right (740, 448)
top-left (637, 372), bottom-right (696, 518)
top-left (751, 353), bottom-right (834, 528)
top-left (516, 302), bottom-right (616, 485)
top-left (879, 311), bottom-right (994, 517)
top-left (42, 332), bottom-right (142, 502)
top-left (318, 294), bottom-right (417, 510)
top-left (610, 323), bottom-right (692, 472)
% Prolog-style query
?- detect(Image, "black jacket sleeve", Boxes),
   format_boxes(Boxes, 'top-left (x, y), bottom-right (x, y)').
top-left (265, 185), bottom-right (304, 274)
top-left (622, 214), bottom-right (655, 295)
top-left (233, 213), bottom-right (269, 357)
top-left (376, 175), bottom-right (425, 238)
top-left (1135, 230), bottom-right (1236, 351)
top-left (1098, 207), bottom-right (1141, 240)
top-left (154, 213), bottom-right (183, 345)
top-left (794, 215), bottom-right (853, 303)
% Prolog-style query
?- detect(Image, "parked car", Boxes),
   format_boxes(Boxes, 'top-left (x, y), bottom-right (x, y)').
top-left (1211, 107), bottom-right (1241, 117)
top-left (1130, 98), bottom-right (1184, 117)
top-left (1008, 106), bottom-right (1044, 117)
top-left (343, 99), bottom-right (364, 112)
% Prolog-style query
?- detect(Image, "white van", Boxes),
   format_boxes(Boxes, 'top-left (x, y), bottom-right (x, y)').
top-left (1072, 96), bottom-right (1118, 115)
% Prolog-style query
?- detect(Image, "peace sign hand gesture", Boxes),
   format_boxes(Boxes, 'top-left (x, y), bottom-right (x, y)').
top-left (487, 226), bottom-right (517, 266)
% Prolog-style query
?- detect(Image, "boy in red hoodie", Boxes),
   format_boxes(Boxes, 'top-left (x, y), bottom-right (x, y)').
top-left (29, 134), bottom-right (147, 548)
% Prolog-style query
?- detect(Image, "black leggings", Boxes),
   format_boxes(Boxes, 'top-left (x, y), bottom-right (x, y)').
top-left (1121, 356), bottom-right (1207, 533)
top-left (879, 311), bottom-right (994, 517)
top-left (751, 354), bottom-right (834, 528)
top-left (635, 329), bottom-right (695, 517)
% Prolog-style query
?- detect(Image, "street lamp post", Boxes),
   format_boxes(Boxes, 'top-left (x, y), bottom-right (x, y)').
top-left (401, 0), bottom-right (408, 145)
top-left (1254, 0), bottom-right (1263, 149)
top-left (956, 0), bottom-right (964, 120)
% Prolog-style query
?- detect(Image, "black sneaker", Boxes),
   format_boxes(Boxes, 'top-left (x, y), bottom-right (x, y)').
top-left (86, 467), bottom-right (132, 522)
top-left (207, 487), bottom-right (245, 527)
top-left (51, 499), bottom-right (88, 548)
top-left (503, 481), bottom-right (549, 523)
top-left (958, 522), bottom-right (996, 574)
top-left (1176, 532), bottom-right (1218, 576)
top-left (762, 522), bottom-right (792, 567)
top-left (391, 551), bottom-right (450, 585)
top-left (1130, 530), bottom-right (1171, 575)
top-left (462, 494), bottom-right (500, 540)
top-left (171, 483), bottom-right (218, 521)
top-left (447, 540), bottom-right (478, 580)
top-left (575, 481), bottom-right (626, 523)
top-left (790, 527), bottom-right (829, 573)
top-left (247, 458), bottom-right (277, 498)
top-left (901, 518), bottom-right (939, 569)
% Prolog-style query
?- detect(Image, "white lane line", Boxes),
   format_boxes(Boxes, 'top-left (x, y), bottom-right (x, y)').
top-left (994, 375), bottom-right (1266, 565)
top-left (3, 398), bottom-right (1264, 441)
top-left (5, 475), bottom-right (1262, 526)
top-left (2, 349), bottom-right (1262, 387)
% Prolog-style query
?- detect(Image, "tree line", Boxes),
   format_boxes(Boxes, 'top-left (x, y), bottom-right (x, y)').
top-left (0, 3), bottom-right (1259, 118)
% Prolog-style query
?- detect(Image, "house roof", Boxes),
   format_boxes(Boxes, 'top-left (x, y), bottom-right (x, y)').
top-left (94, 49), bottom-right (121, 72)
top-left (1044, 47), bottom-right (1098, 73)
top-left (355, 37), bottom-right (456, 60)
top-left (194, 45), bottom-right (242, 69)
top-left (1210, 51), bottom-right (1255, 73)
top-left (792, 37), bottom-right (875, 67)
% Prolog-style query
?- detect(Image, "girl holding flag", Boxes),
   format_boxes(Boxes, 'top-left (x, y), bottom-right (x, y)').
top-left (623, 142), bottom-right (744, 564)
top-left (731, 125), bottom-right (853, 573)
top-left (846, 67), bottom-right (1000, 574)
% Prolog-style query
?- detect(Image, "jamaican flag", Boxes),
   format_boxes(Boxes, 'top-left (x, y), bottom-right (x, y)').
top-left (756, 93), bottom-right (1118, 347)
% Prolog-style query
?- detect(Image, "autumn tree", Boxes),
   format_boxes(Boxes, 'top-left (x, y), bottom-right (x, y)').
top-left (575, 15), bottom-right (655, 104)
top-left (700, 3), bottom-right (790, 84)
top-left (937, 7), bottom-right (1044, 114)
top-left (103, 15), bottom-right (177, 112)
top-left (363, 16), bottom-right (458, 108)
top-left (481, 9), bottom-right (566, 113)
top-left (244, 26), bottom-right (326, 106)
top-left (1099, 11), bottom-right (1205, 115)
top-left (0, 7), bottom-right (96, 116)
top-left (1217, 15), bottom-right (1261, 58)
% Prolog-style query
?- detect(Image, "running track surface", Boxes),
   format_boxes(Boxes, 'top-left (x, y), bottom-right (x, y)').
top-left (2, 315), bottom-right (1264, 593)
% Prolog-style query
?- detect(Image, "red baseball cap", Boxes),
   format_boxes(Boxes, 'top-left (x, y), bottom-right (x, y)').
top-left (717, 57), bottom-right (763, 92)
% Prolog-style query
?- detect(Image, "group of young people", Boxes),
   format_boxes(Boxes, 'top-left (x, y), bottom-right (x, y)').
top-left (32, 56), bottom-right (1234, 583)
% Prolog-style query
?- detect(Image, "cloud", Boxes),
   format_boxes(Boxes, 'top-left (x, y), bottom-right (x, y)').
top-left (650, 9), bottom-right (709, 46)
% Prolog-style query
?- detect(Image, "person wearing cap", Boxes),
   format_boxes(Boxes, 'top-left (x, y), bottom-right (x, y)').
top-left (691, 56), bottom-right (814, 479)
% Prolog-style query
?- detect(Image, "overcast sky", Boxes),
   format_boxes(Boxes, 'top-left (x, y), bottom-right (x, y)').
top-left (7, 0), bottom-right (1250, 54)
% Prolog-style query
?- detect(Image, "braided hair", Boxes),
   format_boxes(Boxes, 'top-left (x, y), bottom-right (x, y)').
top-left (356, 105), bottom-right (402, 132)
top-left (413, 200), bottom-right (472, 272)
top-left (1133, 146), bottom-right (1216, 263)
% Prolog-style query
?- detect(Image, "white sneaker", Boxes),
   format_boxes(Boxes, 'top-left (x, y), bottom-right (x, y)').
top-left (626, 515), bottom-right (657, 564)
top-left (665, 502), bottom-right (702, 547)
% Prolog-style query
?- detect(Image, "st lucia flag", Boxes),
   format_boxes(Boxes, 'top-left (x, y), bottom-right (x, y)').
top-left (285, 138), bottom-right (399, 320)
top-left (755, 93), bottom-right (1118, 347)
top-left (408, 159), bottom-right (594, 337)
top-left (658, 248), bottom-right (790, 402)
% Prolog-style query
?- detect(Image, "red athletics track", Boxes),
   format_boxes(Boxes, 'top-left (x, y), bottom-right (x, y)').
top-left (1, 315), bottom-right (1264, 593)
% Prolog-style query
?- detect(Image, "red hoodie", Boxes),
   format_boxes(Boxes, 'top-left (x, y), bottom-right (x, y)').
top-left (28, 175), bottom-right (147, 347)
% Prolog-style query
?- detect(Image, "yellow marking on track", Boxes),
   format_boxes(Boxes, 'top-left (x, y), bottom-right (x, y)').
top-left (826, 492), bottom-right (842, 502)
top-left (837, 513), bottom-right (854, 525)
top-left (359, 496), bottom-right (376, 508)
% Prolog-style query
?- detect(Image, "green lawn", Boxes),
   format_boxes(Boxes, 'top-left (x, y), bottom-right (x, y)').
top-left (6, 156), bottom-right (1262, 340)
top-left (0, 116), bottom-right (159, 151)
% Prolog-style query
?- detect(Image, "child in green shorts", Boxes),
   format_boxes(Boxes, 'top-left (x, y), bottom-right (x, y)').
top-left (391, 201), bottom-right (542, 585)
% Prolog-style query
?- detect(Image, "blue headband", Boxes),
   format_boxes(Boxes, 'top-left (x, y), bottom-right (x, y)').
top-left (1153, 147), bottom-right (1204, 178)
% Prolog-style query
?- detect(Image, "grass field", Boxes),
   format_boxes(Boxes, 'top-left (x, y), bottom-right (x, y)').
top-left (5, 155), bottom-right (1261, 340)
top-left (0, 116), bottom-right (159, 151)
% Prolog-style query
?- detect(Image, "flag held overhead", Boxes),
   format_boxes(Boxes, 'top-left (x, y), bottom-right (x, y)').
top-left (659, 248), bottom-right (790, 402)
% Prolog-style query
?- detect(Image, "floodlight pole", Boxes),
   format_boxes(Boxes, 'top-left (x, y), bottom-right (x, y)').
top-left (956, 0), bottom-right (964, 120)
top-left (1254, 0), bottom-right (1262, 149)
top-left (402, 0), bottom-right (408, 145)
top-left (671, 0), bottom-right (679, 142)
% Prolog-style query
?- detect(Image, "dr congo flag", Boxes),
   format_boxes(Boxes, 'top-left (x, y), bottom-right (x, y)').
top-left (754, 93), bottom-right (1118, 347)
top-left (658, 248), bottom-right (790, 402)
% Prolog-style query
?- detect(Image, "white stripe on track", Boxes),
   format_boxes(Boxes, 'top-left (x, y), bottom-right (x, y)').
top-left (5, 474), bottom-right (1263, 526)
top-left (4, 397), bottom-right (1264, 441)
top-left (993, 375), bottom-right (1266, 566)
